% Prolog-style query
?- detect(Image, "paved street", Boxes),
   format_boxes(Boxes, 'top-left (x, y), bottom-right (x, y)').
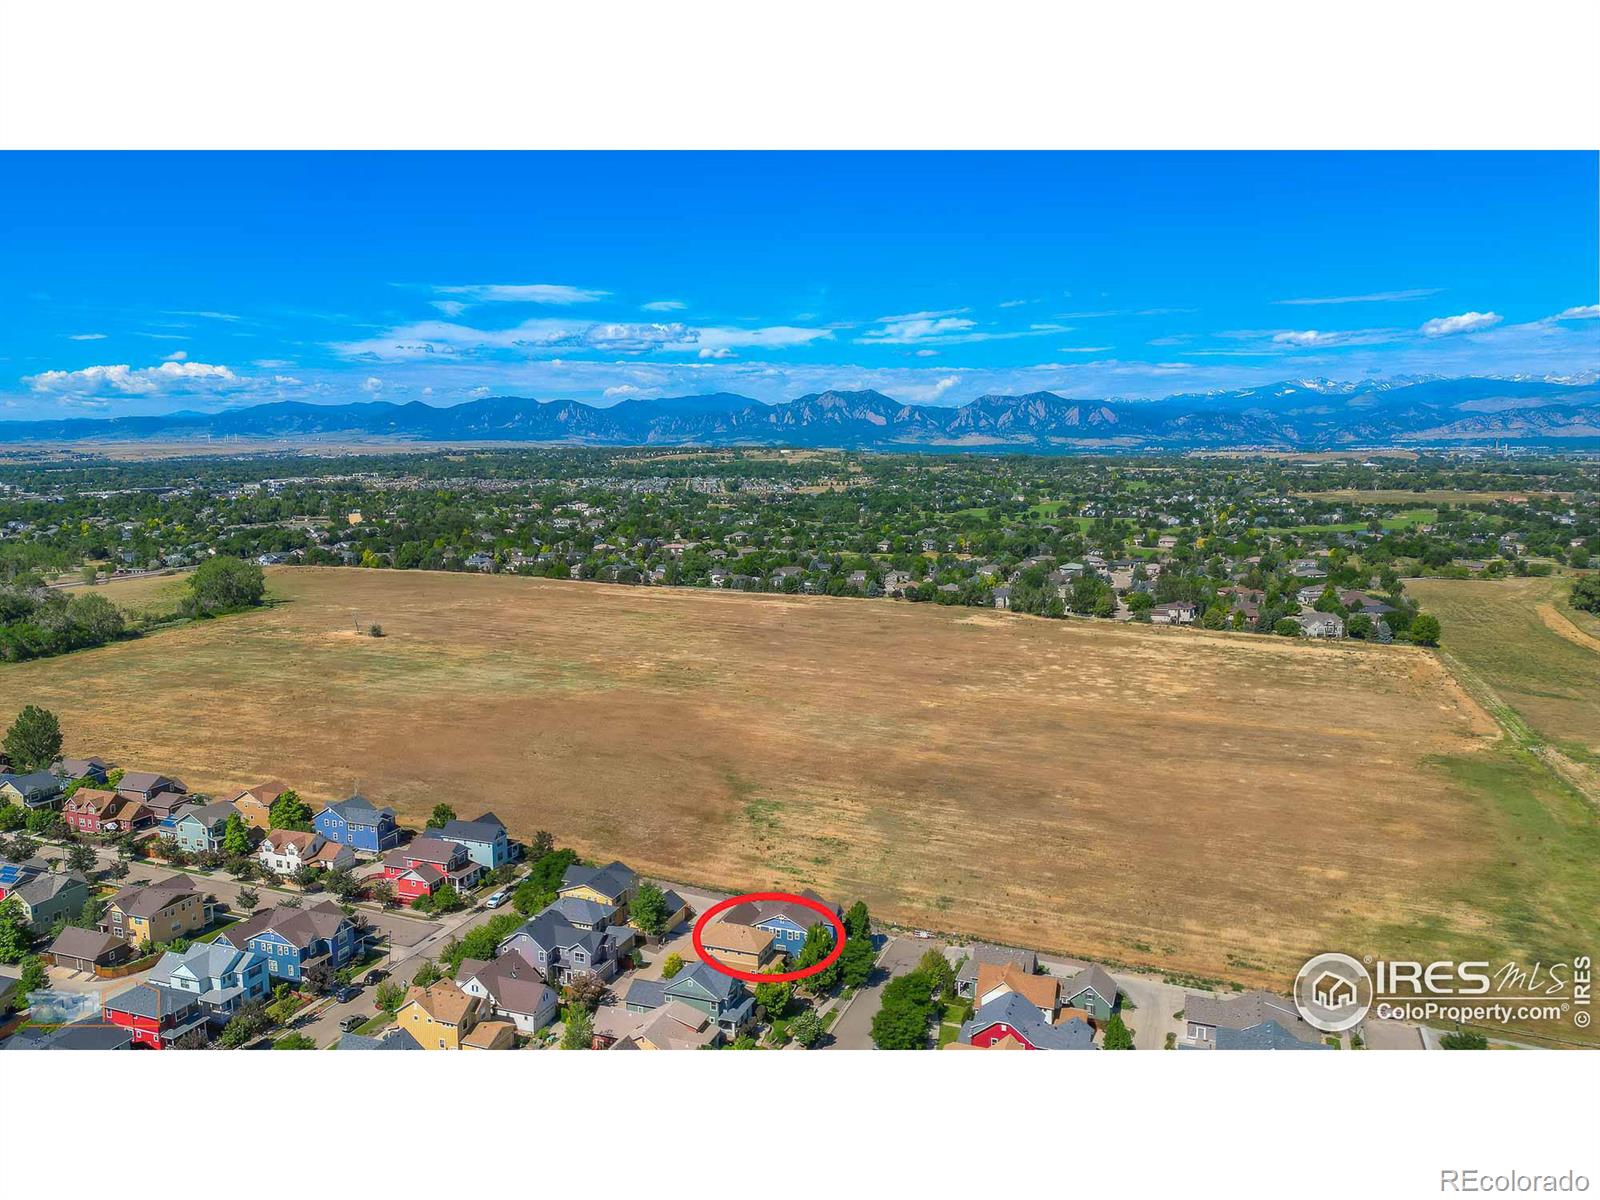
top-left (823, 935), bottom-right (926, 1050)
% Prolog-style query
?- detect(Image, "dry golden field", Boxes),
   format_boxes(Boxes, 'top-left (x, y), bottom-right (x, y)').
top-left (8, 566), bottom-right (1594, 992)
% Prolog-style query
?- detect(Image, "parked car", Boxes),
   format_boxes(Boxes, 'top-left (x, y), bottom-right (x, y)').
top-left (333, 985), bottom-right (361, 1003)
top-left (364, 969), bottom-right (387, 985)
top-left (339, 1014), bottom-right (365, 1033)
top-left (484, 889), bottom-right (511, 909)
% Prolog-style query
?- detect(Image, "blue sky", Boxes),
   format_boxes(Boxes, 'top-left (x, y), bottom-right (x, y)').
top-left (2, 152), bottom-right (1596, 419)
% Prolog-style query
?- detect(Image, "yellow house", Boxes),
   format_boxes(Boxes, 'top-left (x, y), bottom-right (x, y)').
top-left (226, 782), bottom-right (290, 831)
top-left (699, 920), bottom-right (777, 973)
top-left (100, 875), bottom-right (207, 948)
top-left (396, 980), bottom-right (515, 1050)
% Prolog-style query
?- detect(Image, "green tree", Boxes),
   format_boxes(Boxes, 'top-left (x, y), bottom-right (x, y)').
top-left (917, 947), bottom-right (955, 999)
top-left (65, 841), bottom-right (98, 875)
top-left (871, 969), bottom-right (936, 1049)
top-left (222, 812), bottom-right (253, 856)
top-left (793, 923), bottom-right (841, 993)
top-left (428, 803), bottom-right (456, 829)
top-left (1572, 574), bottom-right (1600, 614)
top-left (560, 1005), bottom-right (594, 1049)
top-left (1102, 1012), bottom-right (1135, 1049)
top-left (184, 556), bottom-right (266, 616)
top-left (375, 980), bottom-right (405, 1014)
top-left (630, 880), bottom-right (670, 935)
top-left (1409, 613), bottom-right (1441, 646)
top-left (219, 1000), bottom-right (270, 1047)
top-left (0, 898), bottom-right (32, 963)
top-left (1440, 1029), bottom-right (1488, 1050)
top-left (790, 1009), bottom-right (825, 1048)
top-left (1274, 617), bottom-right (1301, 637)
top-left (236, 887), bottom-right (260, 911)
top-left (661, 951), bottom-right (684, 979)
top-left (4, 705), bottom-right (63, 773)
top-left (274, 1033), bottom-right (317, 1049)
top-left (268, 788), bottom-right (313, 832)
top-left (753, 970), bottom-right (793, 1019)
top-left (66, 592), bottom-right (125, 643)
top-left (411, 960), bottom-right (442, 988)
top-left (17, 953), bottom-right (48, 995)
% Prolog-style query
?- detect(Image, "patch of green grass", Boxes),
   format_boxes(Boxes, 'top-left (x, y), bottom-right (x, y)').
top-left (352, 1012), bottom-right (393, 1037)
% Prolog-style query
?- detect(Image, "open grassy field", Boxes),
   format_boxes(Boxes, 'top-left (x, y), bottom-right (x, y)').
top-left (6, 566), bottom-right (1596, 1004)
top-left (1294, 489), bottom-right (1566, 505)
top-left (1408, 574), bottom-right (1600, 764)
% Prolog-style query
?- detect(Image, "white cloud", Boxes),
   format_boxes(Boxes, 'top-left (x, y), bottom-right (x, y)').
top-left (998, 299), bottom-right (1034, 308)
top-left (695, 325), bottom-right (835, 352)
top-left (24, 361), bottom-right (239, 396)
top-left (1421, 311), bottom-right (1502, 337)
top-left (1552, 304), bottom-right (1599, 321)
top-left (642, 300), bottom-right (687, 312)
top-left (603, 384), bottom-right (643, 398)
top-left (434, 283), bottom-right (608, 306)
top-left (1275, 288), bottom-right (1441, 306)
top-left (914, 349), bottom-right (939, 357)
top-left (859, 314), bottom-right (978, 343)
top-left (163, 350), bottom-right (188, 361)
top-left (67, 332), bottom-right (107, 341)
top-left (1272, 330), bottom-right (1343, 347)
top-left (698, 347), bottom-right (736, 359)
top-left (362, 376), bottom-right (383, 393)
top-left (162, 309), bottom-right (241, 322)
top-left (272, 375), bottom-right (302, 385)
top-left (430, 300), bottom-right (468, 317)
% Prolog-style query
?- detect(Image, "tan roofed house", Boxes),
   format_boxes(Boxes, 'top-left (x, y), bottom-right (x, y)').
top-left (395, 980), bottom-right (512, 1050)
top-left (976, 961), bottom-right (1059, 1021)
top-left (700, 919), bottom-right (777, 972)
top-left (228, 781), bottom-right (291, 830)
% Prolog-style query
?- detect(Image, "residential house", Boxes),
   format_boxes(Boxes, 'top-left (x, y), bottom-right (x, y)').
top-left (1182, 989), bottom-right (1322, 1048)
top-left (172, 801), bottom-right (240, 854)
top-left (543, 895), bottom-right (618, 932)
top-left (216, 900), bottom-right (361, 985)
top-left (395, 979), bottom-right (516, 1050)
top-left (116, 771), bottom-right (187, 805)
top-left (60, 787), bottom-right (152, 836)
top-left (47, 926), bottom-right (131, 973)
top-left (101, 982), bottom-right (210, 1049)
top-left (1059, 964), bottom-right (1120, 1021)
top-left (50, 756), bottom-right (110, 784)
top-left (257, 829), bottom-right (356, 877)
top-left (1294, 612), bottom-right (1345, 638)
top-left (4, 864), bottom-right (90, 933)
top-left (100, 874), bottom-right (209, 947)
top-left (992, 586), bottom-right (1012, 611)
top-left (148, 941), bottom-right (271, 1024)
top-left (698, 920), bottom-right (777, 973)
top-left (0, 771), bottom-right (64, 809)
top-left (1, 1018), bottom-right (133, 1051)
top-left (381, 836), bottom-right (483, 905)
top-left (619, 1000), bottom-right (722, 1050)
top-left (497, 910), bottom-right (623, 985)
top-left (454, 949), bottom-right (559, 1033)
top-left (718, 890), bottom-right (840, 959)
top-left (312, 794), bottom-right (402, 853)
top-left (958, 992), bottom-right (1096, 1050)
top-left (558, 860), bottom-right (637, 909)
top-left (226, 781), bottom-right (290, 830)
top-left (955, 943), bottom-right (1038, 1000)
top-left (1148, 601), bottom-right (1197, 625)
top-left (430, 812), bottom-right (512, 870)
top-left (975, 962), bottom-right (1058, 1021)
top-left (882, 570), bottom-right (913, 595)
top-left (623, 961), bottom-right (755, 1038)
top-left (136, 789), bottom-right (196, 830)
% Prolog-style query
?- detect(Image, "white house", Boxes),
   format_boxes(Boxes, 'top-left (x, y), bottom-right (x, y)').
top-left (257, 830), bottom-right (356, 877)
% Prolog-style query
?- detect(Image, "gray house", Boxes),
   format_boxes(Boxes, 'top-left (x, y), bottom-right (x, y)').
top-left (1060, 964), bottom-right (1120, 1020)
top-left (955, 943), bottom-right (1038, 1000)
top-left (8, 864), bottom-right (91, 933)
top-left (0, 771), bottom-right (64, 809)
top-left (497, 910), bottom-right (620, 984)
top-left (1182, 989), bottom-right (1322, 1047)
top-left (623, 961), bottom-right (755, 1037)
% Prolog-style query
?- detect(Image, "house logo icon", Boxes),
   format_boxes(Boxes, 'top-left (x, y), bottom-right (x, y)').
top-left (1294, 952), bottom-right (1374, 1033)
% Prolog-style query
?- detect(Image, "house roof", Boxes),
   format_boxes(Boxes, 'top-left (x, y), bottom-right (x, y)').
top-left (322, 793), bottom-right (396, 823)
top-left (387, 836), bottom-right (462, 867)
top-left (1183, 989), bottom-right (1320, 1043)
top-left (1214, 1019), bottom-right (1333, 1050)
top-left (545, 896), bottom-right (615, 926)
top-left (3, 1017), bottom-right (133, 1051)
top-left (668, 960), bottom-right (740, 1003)
top-left (0, 771), bottom-right (61, 797)
top-left (223, 899), bottom-right (350, 951)
top-left (65, 787), bottom-right (120, 814)
top-left (433, 813), bottom-right (507, 844)
top-left (701, 920), bottom-right (775, 956)
top-left (457, 949), bottom-right (554, 1018)
top-left (402, 980), bottom-right (476, 1026)
top-left (53, 757), bottom-right (110, 778)
top-left (635, 1001), bottom-right (718, 1050)
top-left (1061, 963), bottom-right (1119, 1009)
top-left (461, 1018), bottom-right (515, 1049)
top-left (560, 860), bottom-right (636, 902)
top-left (14, 869), bottom-right (87, 908)
top-left (976, 961), bottom-right (1058, 1014)
top-left (509, 910), bottom-right (604, 959)
top-left (117, 771), bottom-right (182, 794)
top-left (178, 800), bottom-right (238, 829)
top-left (109, 874), bottom-right (197, 919)
top-left (230, 781), bottom-right (290, 807)
top-left (956, 942), bottom-right (1037, 985)
top-left (720, 890), bottom-right (839, 932)
top-left (263, 829), bottom-right (320, 854)
top-left (48, 926), bottom-right (122, 963)
top-left (960, 993), bottom-right (1095, 1050)
top-left (104, 981), bottom-right (197, 1020)
top-left (339, 1026), bottom-right (423, 1051)
top-left (149, 941), bottom-right (257, 992)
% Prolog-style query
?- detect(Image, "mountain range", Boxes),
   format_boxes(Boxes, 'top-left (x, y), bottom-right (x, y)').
top-left (4, 377), bottom-right (1600, 451)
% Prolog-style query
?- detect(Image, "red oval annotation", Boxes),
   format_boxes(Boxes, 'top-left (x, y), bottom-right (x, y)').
top-left (690, 891), bottom-right (846, 983)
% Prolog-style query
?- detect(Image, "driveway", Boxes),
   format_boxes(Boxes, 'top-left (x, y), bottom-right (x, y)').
top-left (823, 935), bottom-right (929, 1050)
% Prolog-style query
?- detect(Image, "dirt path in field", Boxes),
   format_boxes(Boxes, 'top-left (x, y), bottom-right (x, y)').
top-left (1537, 602), bottom-right (1600, 657)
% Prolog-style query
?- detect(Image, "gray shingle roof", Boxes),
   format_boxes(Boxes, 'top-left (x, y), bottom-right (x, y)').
top-left (433, 813), bottom-right (507, 843)
top-left (960, 992), bottom-right (1096, 1050)
top-left (1215, 1019), bottom-right (1333, 1050)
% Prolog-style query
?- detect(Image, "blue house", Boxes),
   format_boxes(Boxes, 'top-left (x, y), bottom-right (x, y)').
top-left (216, 900), bottom-right (360, 984)
top-left (430, 812), bottom-right (511, 870)
top-left (171, 801), bottom-right (238, 854)
top-left (719, 890), bottom-right (841, 959)
top-left (313, 794), bottom-right (402, 853)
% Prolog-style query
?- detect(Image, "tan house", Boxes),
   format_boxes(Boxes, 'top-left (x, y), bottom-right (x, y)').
top-left (100, 875), bottom-right (208, 948)
top-left (227, 782), bottom-right (291, 830)
top-left (975, 961), bottom-right (1059, 1022)
top-left (395, 980), bottom-right (515, 1050)
top-left (629, 1000), bottom-right (721, 1050)
top-left (699, 920), bottom-right (777, 973)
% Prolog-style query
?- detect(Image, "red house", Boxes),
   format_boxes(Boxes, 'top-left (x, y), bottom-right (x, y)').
top-left (102, 982), bottom-right (209, 1049)
top-left (381, 836), bottom-right (482, 905)
top-left (961, 993), bottom-right (1095, 1050)
top-left (61, 787), bottom-right (152, 835)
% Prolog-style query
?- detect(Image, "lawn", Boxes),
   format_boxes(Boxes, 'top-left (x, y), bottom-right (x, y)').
top-left (3, 564), bottom-right (1577, 1000)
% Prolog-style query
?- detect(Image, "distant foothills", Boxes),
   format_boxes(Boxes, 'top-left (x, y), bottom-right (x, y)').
top-left (4, 376), bottom-right (1600, 452)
